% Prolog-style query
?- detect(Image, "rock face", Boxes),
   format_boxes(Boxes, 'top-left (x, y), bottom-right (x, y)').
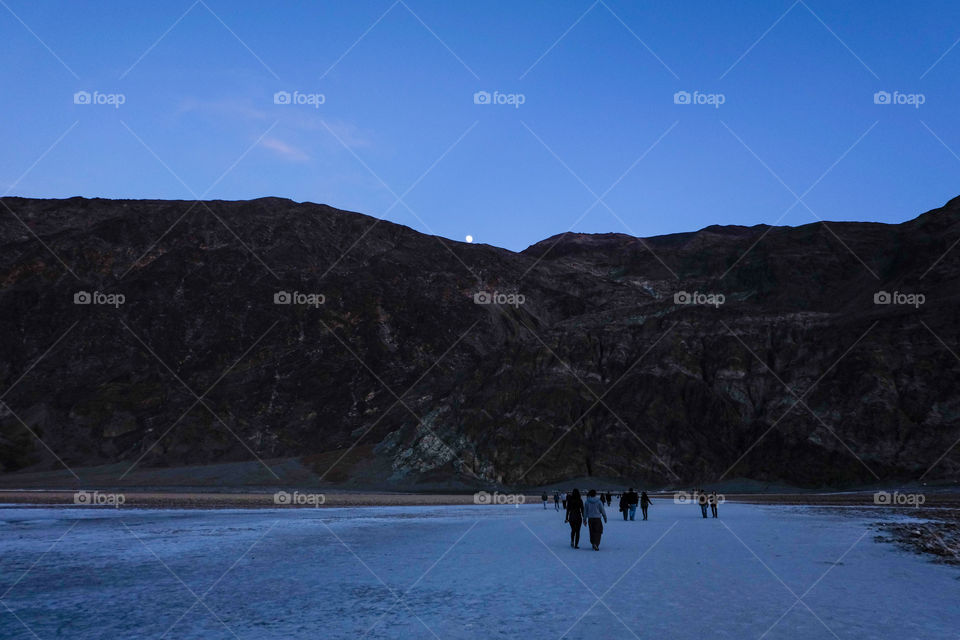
top-left (1, 196), bottom-right (959, 488)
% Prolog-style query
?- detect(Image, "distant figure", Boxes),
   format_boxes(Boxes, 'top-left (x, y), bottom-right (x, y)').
top-left (698, 491), bottom-right (709, 518)
top-left (584, 489), bottom-right (608, 550)
top-left (619, 492), bottom-right (629, 520)
top-left (561, 491), bottom-right (568, 510)
top-left (554, 492), bottom-right (560, 511)
top-left (626, 488), bottom-right (639, 521)
top-left (709, 492), bottom-right (719, 518)
top-left (565, 488), bottom-right (585, 548)
top-left (541, 492), bottom-right (548, 509)
top-left (605, 492), bottom-right (612, 507)
top-left (639, 491), bottom-right (651, 520)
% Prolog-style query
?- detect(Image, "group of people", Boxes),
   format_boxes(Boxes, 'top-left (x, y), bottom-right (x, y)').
top-left (543, 487), bottom-right (653, 551)
top-left (538, 487), bottom-right (721, 550)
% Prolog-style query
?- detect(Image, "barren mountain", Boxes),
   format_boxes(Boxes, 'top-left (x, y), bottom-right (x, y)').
top-left (1, 195), bottom-right (959, 489)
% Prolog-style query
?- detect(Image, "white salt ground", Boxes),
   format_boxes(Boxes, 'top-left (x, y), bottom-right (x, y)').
top-left (0, 501), bottom-right (957, 639)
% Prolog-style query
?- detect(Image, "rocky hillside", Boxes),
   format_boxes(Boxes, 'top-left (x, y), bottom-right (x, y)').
top-left (1, 195), bottom-right (959, 489)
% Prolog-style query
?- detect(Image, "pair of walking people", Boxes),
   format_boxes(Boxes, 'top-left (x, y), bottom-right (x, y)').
top-left (618, 488), bottom-right (652, 520)
top-left (564, 489), bottom-right (607, 550)
top-left (697, 491), bottom-right (720, 518)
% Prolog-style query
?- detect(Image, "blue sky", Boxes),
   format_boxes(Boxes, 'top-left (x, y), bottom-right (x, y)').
top-left (2, 0), bottom-right (959, 251)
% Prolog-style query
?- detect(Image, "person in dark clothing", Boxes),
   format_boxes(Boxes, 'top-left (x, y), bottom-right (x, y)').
top-left (626, 488), bottom-right (639, 520)
top-left (618, 492), bottom-right (629, 520)
top-left (698, 491), bottom-right (709, 518)
top-left (554, 492), bottom-right (560, 511)
top-left (605, 492), bottom-right (612, 507)
top-left (584, 489), bottom-right (608, 550)
top-left (709, 491), bottom-right (719, 518)
top-left (564, 488), bottom-right (585, 548)
top-left (541, 492), bottom-right (548, 509)
top-left (639, 491), bottom-right (651, 520)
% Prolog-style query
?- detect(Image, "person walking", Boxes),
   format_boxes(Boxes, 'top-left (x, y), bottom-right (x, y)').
top-left (639, 491), bottom-right (651, 520)
top-left (565, 488), bottom-right (585, 548)
top-left (541, 492), bottom-right (548, 509)
top-left (709, 491), bottom-right (719, 518)
top-left (561, 491), bottom-right (568, 511)
top-left (584, 489), bottom-right (608, 550)
top-left (554, 492), bottom-right (561, 511)
top-left (618, 492), bottom-right (629, 521)
top-left (626, 488), bottom-right (639, 521)
top-left (698, 491), bottom-right (709, 518)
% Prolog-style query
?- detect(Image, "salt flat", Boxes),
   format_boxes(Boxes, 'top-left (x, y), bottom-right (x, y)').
top-left (0, 501), bottom-right (957, 639)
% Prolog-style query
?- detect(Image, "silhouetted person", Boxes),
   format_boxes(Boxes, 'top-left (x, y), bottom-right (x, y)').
top-left (604, 492), bottom-right (612, 507)
top-left (541, 492), bottom-right (548, 509)
top-left (639, 491), bottom-right (651, 520)
top-left (619, 492), bottom-right (629, 520)
top-left (698, 491), bottom-right (708, 518)
top-left (709, 492), bottom-right (719, 518)
top-left (584, 489), bottom-right (608, 550)
top-left (554, 492), bottom-right (560, 511)
top-left (561, 491), bottom-right (568, 510)
top-left (626, 488), bottom-right (639, 521)
top-left (565, 488), bottom-right (585, 548)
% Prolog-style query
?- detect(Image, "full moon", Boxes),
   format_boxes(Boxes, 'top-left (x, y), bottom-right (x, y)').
top-left (465, 235), bottom-right (473, 243)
